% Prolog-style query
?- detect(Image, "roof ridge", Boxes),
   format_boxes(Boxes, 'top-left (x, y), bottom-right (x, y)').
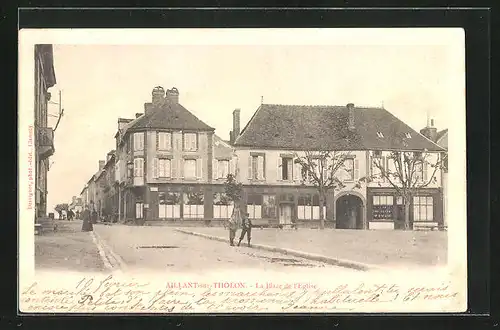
top-left (263, 103), bottom-right (384, 109)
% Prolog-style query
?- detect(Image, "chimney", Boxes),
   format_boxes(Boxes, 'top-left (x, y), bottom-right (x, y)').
top-left (98, 160), bottom-right (105, 171)
top-left (166, 87), bottom-right (179, 104)
top-left (233, 108), bottom-right (241, 139)
top-left (135, 113), bottom-right (142, 119)
top-left (152, 86), bottom-right (165, 107)
top-left (144, 102), bottom-right (153, 115)
top-left (117, 118), bottom-right (133, 130)
top-left (347, 103), bottom-right (355, 131)
top-left (420, 118), bottom-right (438, 142)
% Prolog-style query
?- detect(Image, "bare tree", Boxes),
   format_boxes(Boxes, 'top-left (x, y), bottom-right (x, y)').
top-left (369, 149), bottom-right (444, 230)
top-left (293, 150), bottom-right (364, 230)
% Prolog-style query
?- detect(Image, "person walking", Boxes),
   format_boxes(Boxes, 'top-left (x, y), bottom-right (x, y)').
top-left (81, 205), bottom-right (93, 232)
top-left (228, 207), bottom-right (241, 246)
top-left (238, 212), bottom-right (252, 247)
top-left (67, 209), bottom-right (74, 221)
top-left (91, 208), bottom-right (98, 224)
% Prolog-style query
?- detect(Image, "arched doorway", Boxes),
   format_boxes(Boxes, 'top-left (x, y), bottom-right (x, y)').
top-left (336, 194), bottom-right (364, 229)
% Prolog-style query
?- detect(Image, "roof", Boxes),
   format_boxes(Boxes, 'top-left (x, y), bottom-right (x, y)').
top-left (235, 104), bottom-right (445, 152)
top-left (127, 101), bottom-right (214, 132)
top-left (436, 129), bottom-right (448, 149)
top-left (35, 45), bottom-right (57, 88)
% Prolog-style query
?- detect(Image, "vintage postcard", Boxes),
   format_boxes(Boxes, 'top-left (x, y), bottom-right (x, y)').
top-left (18, 28), bottom-right (466, 313)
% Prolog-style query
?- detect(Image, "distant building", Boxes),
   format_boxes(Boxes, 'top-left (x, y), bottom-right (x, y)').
top-left (113, 86), bottom-right (237, 225)
top-left (69, 195), bottom-right (83, 214)
top-left (436, 128), bottom-right (448, 227)
top-left (34, 44), bottom-right (56, 219)
top-left (232, 103), bottom-right (446, 230)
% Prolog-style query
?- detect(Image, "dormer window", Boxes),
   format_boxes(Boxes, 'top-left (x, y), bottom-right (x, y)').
top-left (405, 133), bottom-right (412, 139)
top-left (376, 132), bottom-right (384, 138)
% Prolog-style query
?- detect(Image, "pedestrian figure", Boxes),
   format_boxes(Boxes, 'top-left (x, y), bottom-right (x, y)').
top-left (67, 209), bottom-right (74, 221)
top-left (91, 208), bottom-right (98, 224)
top-left (228, 207), bottom-right (241, 246)
top-left (81, 205), bottom-right (93, 232)
top-left (238, 212), bottom-right (252, 247)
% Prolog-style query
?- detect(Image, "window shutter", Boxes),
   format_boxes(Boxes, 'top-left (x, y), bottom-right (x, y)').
top-left (277, 157), bottom-right (282, 181)
top-left (213, 159), bottom-right (218, 180)
top-left (354, 159), bottom-right (360, 180)
top-left (230, 158), bottom-right (236, 176)
top-left (153, 158), bottom-right (159, 178)
top-left (133, 159), bottom-right (138, 177)
top-left (179, 159), bottom-right (184, 178)
top-left (258, 156), bottom-right (265, 180)
top-left (423, 160), bottom-right (428, 182)
top-left (156, 132), bottom-right (160, 150)
top-left (248, 156), bottom-right (252, 179)
top-left (196, 158), bottom-right (203, 179)
top-left (172, 158), bottom-right (178, 178)
top-left (287, 159), bottom-right (293, 181)
top-left (294, 160), bottom-right (301, 181)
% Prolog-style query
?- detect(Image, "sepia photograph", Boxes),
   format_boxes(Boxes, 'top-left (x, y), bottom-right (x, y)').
top-left (18, 28), bottom-right (466, 313)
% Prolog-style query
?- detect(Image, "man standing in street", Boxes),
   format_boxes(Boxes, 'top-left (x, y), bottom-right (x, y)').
top-left (238, 212), bottom-right (252, 247)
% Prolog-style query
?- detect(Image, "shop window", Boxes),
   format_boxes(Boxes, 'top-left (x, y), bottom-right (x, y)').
top-left (298, 194), bottom-right (326, 220)
top-left (413, 196), bottom-right (434, 221)
top-left (247, 194), bottom-right (263, 219)
top-left (184, 192), bottom-right (204, 219)
top-left (262, 195), bottom-right (277, 218)
top-left (372, 195), bottom-right (394, 220)
top-left (158, 192), bottom-right (181, 219)
top-left (213, 193), bottom-right (233, 219)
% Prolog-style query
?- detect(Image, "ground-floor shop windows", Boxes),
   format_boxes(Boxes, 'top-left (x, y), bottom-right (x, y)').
top-left (158, 192), bottom-right (181, 219)
top-left (247, 194), bottom-right (262, 219)
top-left (213, 192), bottom-right (234, 219)
top-left (413, 196), bottom-right (433, 221)
top-left (262, 195), bottom-right (277, 218)
top-left (135, 202), bottom-right (144, 219)
top-left (372, 195), bottom-right (394, 220)
top-left (183, 192), bottom-right (204, 219)
top-left (297, 194), bottom-right (326, 220)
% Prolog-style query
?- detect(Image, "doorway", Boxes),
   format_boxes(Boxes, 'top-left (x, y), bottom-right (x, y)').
top-left (336, 194), bottom-right (364, 229)
top-left (279, 204), bottom-right (292, 226)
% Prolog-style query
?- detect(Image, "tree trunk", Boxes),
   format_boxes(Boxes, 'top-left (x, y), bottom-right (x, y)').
top-left (404, 200), bottom-right (411, 231)
top-left (319, 193), bottom-right (325, 230)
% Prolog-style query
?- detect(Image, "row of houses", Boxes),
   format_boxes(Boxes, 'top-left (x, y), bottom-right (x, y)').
top-left (77, 86), bottom-right (448, 230)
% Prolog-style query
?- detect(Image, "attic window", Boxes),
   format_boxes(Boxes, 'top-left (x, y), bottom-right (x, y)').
top-left (405, 133), bottom-right (412, 139)
top-left (376, 132), bottom-right (384, 138)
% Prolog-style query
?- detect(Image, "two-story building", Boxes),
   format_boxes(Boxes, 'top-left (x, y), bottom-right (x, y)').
top-left (68, 196), bottom-right (83, 215)
top-left (34, 44), bottom-right (57, 219)
top-left (231, 103), bottom-right (445, 230)
top-left (98, 150), bottom-right (118, 220)
top-left (114, 86), bottom-right (237, 225)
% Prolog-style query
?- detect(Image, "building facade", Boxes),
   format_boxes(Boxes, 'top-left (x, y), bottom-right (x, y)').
top-left (34, 44), bottom-right (57, 219)
top-left (114, 86), bottom-right (237, 225)
top-left (232, 103), bottom-right (445, 230)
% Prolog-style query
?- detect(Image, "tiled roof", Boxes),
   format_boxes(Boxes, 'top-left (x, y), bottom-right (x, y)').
top-left (436, 129), bottom-right (448, 149)
top-left (234, 104), bottom-right (445, 152)
top-left (127, 102), bottom-right (214, 132)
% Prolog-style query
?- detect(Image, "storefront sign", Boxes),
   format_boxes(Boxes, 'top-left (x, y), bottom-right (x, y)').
top-left (372, 205), bottom-right (393, 219)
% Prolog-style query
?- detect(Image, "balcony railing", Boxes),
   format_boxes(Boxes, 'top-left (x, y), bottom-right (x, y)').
top-left (38, 127), bottom-right (55, 159)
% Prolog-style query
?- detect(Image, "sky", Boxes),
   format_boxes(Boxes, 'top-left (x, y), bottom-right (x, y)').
top-left (37, 29), bottom-right (464, 213)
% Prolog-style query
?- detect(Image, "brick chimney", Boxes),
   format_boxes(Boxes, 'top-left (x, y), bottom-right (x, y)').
top-left (232, 109), bottom-right (241, 142)
top-left (420, 118), bottom-right (438, 142)
top-left (117, 118), bottom-right (133, 130)
top-left (98, 160), bottom-right (105, 171)
top-left (152, 86), bottom-right (165, 107)
top-left (166, 87), bottom-right (179, 104)
top-left (347, 103), bottom-right (355, 131)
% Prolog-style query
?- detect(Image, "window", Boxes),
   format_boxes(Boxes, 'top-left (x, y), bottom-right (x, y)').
top-left (183, 192), bottom-right (204, 219)
top-left (135, 202), bottom-right (143, 219)
top-left (217, 160), bottom-right (229, 179)
top-left (183, 133), bottom-right (198, 151)
top-left (297, 194), bottom-right (326, 220)
top-left (342, 158), bottom-right (355, 181)
top-left (133, 158), bottom-right (144, 177)
top-left (405, 132), bottom-right (412, 139)
top-left (376, 132), bottom-right (384, 138)
top-left (133, 133), bottom-right (144, 151)
top-left (184, 159), bottom-right (197, 179)
top-left (250, 155), bottom-right (265, 180)
top-left (413, 196), bottom-right (433, 222)
top-left (158, 132), bottom-right (172, 150)
top-left (372, 195), bottom-right (394, 220)
top-left (158, 192), bottom-right (181, 219)
top-left (280, 157), bottom-right (293, 181)
top-left (371, 152), bottom-right (384, 180)
top-left (213, 193), bottom-right (233, 219)
top-left (158, 158), bottom-right (171, 178)
top-left (247, 194), bottom-right (263, 219)
top-left (262, 195), bottom-right (277, 218)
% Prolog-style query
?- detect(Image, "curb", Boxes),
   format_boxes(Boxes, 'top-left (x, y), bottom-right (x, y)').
top-left (174, 229), bottom-right (382, 272)
top-left (92, 231), bottom-right (128, 273)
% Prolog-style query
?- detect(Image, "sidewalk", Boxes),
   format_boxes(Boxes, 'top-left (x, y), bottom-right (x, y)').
top-left (35, 220), bottom-right (105, 272)
top-left (176, 227), bottom-right (447, 269)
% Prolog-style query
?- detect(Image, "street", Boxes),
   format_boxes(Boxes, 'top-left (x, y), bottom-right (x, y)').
top-left (91, 223), bottom-right (359, 275)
